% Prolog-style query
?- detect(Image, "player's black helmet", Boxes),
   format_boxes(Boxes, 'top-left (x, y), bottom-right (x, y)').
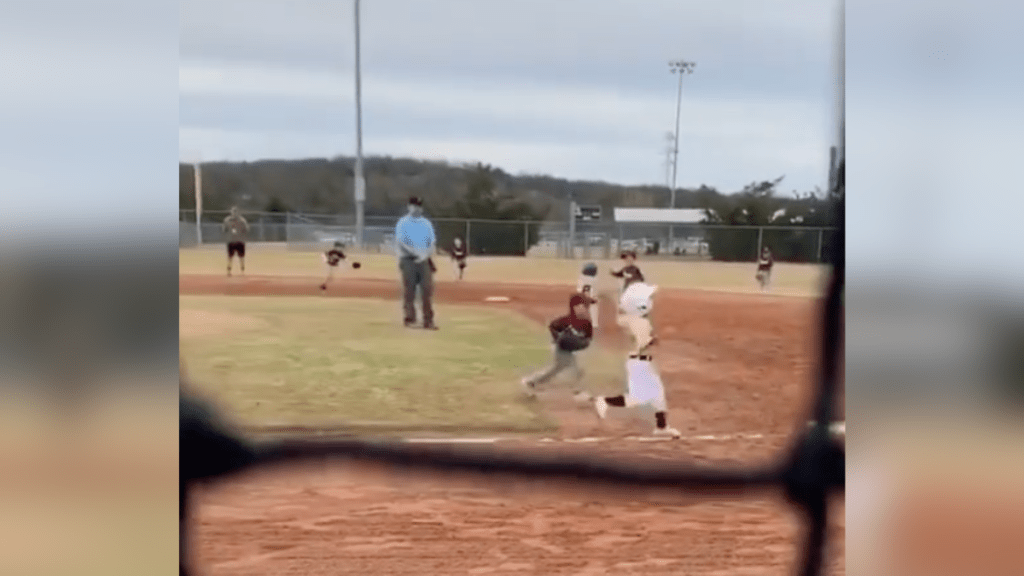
top-left (582, 262), bottom-right (598, 277)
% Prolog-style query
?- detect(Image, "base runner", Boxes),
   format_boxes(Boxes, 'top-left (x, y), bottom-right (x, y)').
top-left (593, 282), bottom-right (681, 438)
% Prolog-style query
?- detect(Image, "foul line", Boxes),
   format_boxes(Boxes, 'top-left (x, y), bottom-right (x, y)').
top-left (402, 422), bottom-right (844, 445)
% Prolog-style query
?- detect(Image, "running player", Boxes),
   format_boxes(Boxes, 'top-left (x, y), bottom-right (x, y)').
top-left (593, 282), bottom-right (681, 438)
top-left (320, 241), bottom-right (346, 290)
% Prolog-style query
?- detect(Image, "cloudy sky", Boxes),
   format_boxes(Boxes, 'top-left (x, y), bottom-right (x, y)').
top-left (179, 0), bottom-right (840, 194)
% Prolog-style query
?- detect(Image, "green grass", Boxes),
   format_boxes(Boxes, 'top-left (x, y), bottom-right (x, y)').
top-left (180, 244), bottom-right (828, 297)
top-left (180, 295), bottom-right (625, 433)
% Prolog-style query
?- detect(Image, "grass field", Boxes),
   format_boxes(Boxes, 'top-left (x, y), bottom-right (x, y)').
top-left (180, 244), bottom-right (828, 297)
top-left (180, 295), bottom-right (626, 432)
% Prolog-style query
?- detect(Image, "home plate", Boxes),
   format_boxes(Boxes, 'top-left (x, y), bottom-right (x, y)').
top-left (484, 296), bottom-right (511, 302)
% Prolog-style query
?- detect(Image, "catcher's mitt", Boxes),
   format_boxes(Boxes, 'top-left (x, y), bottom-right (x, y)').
top-left (555, 327), bottom-right (591, 352)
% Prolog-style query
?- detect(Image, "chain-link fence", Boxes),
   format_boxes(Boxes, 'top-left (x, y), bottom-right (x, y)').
top-left (180, 210), bottom-right (837, 263)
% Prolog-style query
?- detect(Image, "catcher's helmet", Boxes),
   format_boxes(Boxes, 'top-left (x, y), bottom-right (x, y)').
top-left (581, 262), bottom-right (598, 277)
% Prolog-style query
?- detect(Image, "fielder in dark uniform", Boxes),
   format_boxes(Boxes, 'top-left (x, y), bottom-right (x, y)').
top-left (222, 207), bottom-right (249, 276)
top-left (450, 236), bottom-right (468, 280)
top-left (610, 250), bottom-right (645, 293)
top-left (320, 241), bottom-right (346, 290)
top-left (521, 293), bottom-right (596, 401)
top-left (756, 246), bottom-right (774, 292)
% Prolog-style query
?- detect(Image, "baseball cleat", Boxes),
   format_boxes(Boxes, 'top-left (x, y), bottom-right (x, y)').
top-left (423, 323), bottom-right (439, 331)
top-left (593, 396), bottom-right (608, 419)
top-left (520, 378), bottom-right (537, 398)
top-left (320, 283), bottom-right (327, 290)
top-left (653, 426), bottom-right (681, 439)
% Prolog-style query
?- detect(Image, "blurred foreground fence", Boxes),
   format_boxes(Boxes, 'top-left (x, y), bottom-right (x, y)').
top-left (180, 210), bottom-right (838, 263)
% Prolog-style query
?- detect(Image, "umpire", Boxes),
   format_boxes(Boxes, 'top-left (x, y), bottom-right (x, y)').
top-left (395, 196), bottom-right (438, 330)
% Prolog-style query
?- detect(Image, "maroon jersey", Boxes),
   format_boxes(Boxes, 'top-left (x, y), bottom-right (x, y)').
top-left (611, 264), bottom-right (645, 290)
top-left (757, 252), bottom-right (773, 271)
top-left (451, 243), bottom-right (467, 260)
top-left (548, 314), bottom-right (593, 342)
top-left (325, 248), bottom-right (346, 267)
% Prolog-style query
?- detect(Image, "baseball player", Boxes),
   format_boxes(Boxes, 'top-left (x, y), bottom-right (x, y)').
top-left (450, 236), bottom-right (468, 280)
top-left (222, 207), bottom-right (249, 277)
top-left (611, 250), bottom-right (645, 329)
top-left (593, 282), bottom-right (681, 438)
top-left (756, 246), bottom-right (773, 292)
top-left (521, 293), bottom-right (596, 400)
top-left (320, 241), bottom-right (346, 290)
top-left (577, 262), bottom-right (600, 328)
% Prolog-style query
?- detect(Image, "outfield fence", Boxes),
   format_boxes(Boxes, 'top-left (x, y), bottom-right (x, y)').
top-left (180, 210), bottom-right (839, 263)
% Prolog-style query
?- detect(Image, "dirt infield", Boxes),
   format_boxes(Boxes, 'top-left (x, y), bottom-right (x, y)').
top-left (181, 273), bottom-right (844, 575)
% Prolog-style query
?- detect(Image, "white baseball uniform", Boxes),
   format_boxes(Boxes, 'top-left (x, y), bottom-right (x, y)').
top-left (625, 355), bottom-right (668, 411)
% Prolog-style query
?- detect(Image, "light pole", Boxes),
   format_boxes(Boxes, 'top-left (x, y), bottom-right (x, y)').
top-left (668, 60), bottom-right (695, 250)
top-left (194, 161), bottom-right (203, 245)
top-left (353, 0), bottom-right (366, 248)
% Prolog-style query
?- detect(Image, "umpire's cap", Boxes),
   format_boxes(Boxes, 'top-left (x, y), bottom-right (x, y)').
top-left (408, 196), bottom-right (423, 206)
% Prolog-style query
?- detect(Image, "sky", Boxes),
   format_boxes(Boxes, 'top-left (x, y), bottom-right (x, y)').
top-left (3, 0), bottom-right (1023, 285)
top-left (179, 0), bottom-right (840, 195)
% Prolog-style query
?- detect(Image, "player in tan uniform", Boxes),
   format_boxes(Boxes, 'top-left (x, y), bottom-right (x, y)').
top-left (222, 207), bottom-right (249, 277)
top-left (592, 282), bottom-right (681, 438)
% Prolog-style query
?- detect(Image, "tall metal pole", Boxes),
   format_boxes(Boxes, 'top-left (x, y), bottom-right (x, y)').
top-left (353, 0), bottom-right (366, 248)
top-left (568, 198), bottom-right (577, 260)
top-left (668, 60), bottom-right (695, 251)
top-left (194, 162), bottom-right (203, 245)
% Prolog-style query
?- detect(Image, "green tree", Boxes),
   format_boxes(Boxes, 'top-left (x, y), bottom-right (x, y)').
top-left (433, 163), bottom-right (549, 256)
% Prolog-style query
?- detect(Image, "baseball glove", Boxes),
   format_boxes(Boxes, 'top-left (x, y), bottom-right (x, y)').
top-left (555, 327), bottom-right (591, 352)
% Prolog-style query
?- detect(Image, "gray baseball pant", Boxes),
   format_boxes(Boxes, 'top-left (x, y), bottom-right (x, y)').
top-left (400, 257), bottom-right (434, 325)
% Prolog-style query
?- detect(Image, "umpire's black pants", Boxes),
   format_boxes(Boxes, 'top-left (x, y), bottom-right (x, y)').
top-left (400, 257), bottom-right (434, 325)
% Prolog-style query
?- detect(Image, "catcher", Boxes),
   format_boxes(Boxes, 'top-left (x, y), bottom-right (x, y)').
top-left (521, 293), bottom-right (596, 400)
top-left (577, 262), bottom-right (600, 328)
top-left (593, 281), bottom-right (681, 438)
top-left (756, 246), bottom-right (773, 292)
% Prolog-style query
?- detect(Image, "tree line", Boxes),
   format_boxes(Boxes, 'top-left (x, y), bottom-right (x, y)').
top-left (180, 155), bottom-right (840, 260)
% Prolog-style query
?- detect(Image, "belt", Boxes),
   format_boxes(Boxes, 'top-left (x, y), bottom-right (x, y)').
top-left (629, 354), bottom-right (653, 361)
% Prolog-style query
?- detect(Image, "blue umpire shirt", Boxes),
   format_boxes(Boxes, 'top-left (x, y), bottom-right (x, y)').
top-left (395, 213), bottom-right (436, 260)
